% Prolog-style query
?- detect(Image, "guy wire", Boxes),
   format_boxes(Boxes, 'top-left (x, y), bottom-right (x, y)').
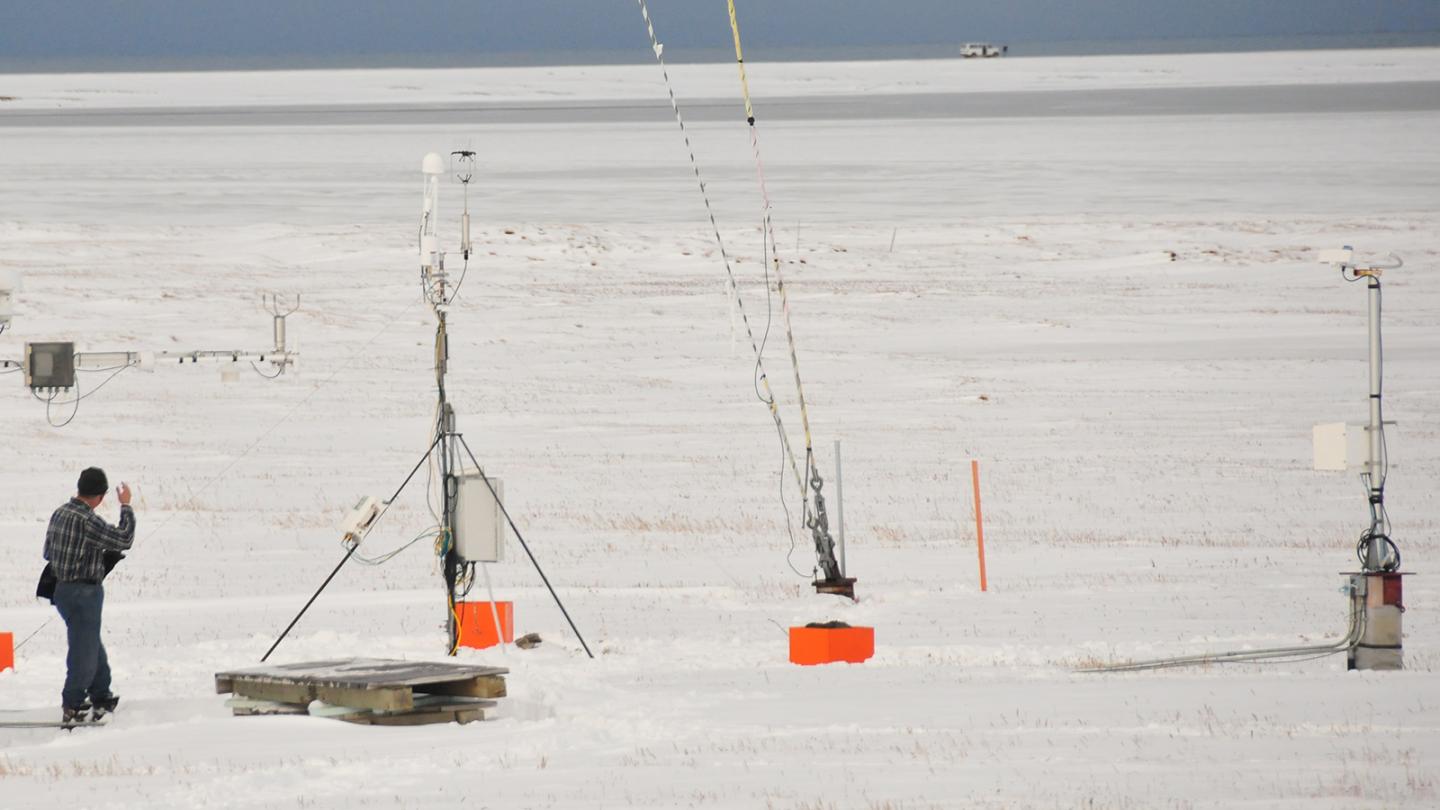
top-left (726, 0), bottom-right (819, 468)
top-left (633, 0), bottom-right (805, 501)
top-left (723, 0), bottom-right (840, 544)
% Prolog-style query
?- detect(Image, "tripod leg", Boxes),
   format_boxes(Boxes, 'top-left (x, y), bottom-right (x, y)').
top-left (259, 435), bottom-right (443, 662)
top-left (455, 434), bottom-right (595, 659)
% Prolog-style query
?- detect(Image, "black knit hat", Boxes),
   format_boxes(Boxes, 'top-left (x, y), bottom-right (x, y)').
top-left (77, 467), bottom-right (108, 498)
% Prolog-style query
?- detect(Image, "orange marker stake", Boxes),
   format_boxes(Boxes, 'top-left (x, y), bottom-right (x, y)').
top-left (971, 459), bottom-right (988, 592)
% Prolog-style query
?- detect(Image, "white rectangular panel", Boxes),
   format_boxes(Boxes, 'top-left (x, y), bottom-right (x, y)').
top-left (454, 473), bottom-right (505, 563)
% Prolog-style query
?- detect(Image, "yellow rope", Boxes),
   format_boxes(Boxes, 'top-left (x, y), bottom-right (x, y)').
top-left (450, 596), bottom-right (463, 655)
top-left (727, 0), bottom-right (755, 124)
top-left (726, 0), bottom-right (817, 456)
top-left (633, 0), bottom-right (807, 497)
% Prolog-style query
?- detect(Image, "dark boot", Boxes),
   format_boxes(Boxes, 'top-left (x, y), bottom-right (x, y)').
top-left (62, 702), bottom-right (93, 726)
top-left (90, 694), bottom-right (119, 722)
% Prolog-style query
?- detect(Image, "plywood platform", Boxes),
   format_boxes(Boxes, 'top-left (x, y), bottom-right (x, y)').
top-left (216, 658), bottom-right (508, 726)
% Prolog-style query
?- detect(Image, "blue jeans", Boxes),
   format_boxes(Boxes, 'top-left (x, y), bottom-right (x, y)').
top-left (52, 582), bottom-right (112, 709)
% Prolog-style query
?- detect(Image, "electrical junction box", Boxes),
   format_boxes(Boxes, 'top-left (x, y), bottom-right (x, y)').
top-left (454, 473), bottom-right (505, 563)
top-left (1312, 422), bottom-right (1373, 472)
top-left (339, 496), bottom-right (382, 543)
top-left (24, 342), bottom-right (76, 391)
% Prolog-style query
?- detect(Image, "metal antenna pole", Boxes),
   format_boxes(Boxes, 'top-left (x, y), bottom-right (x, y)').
top-left (1327, 249), bottom-right (1403, 573)
top-left (1364, 273), bottom-right (1384, 571)
top-left (436, 310), bottom-right (463, 654)
top-left (416, 150), bottom-right (591, 657)
top-left (1365, 276), bottom-right (1376, 567)
top-left (421, 152), bottom-right (463, 653)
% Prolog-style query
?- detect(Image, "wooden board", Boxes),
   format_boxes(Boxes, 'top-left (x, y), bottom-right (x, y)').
top-left (378, 695), bottom-right (497, 715)
top-left (280, 695), bottom-right (496, 720)
top-left (226, 697), bottom-right (308, 717)
top-left (416, 674), bottom-right (507, 699)
top-left (228, 679), bottom-right (413, 712)
top-left (215, 658), bottom-right (508, 725)
top-left (215, 659), bottom-right (507, 692)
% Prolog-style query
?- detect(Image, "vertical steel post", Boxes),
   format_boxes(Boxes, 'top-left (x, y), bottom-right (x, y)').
top-left (1365, 275), bottom-right (1384, 571)
top-left (437, 305), bottom-right (460, 654)
top-left (442, 403), bottom-right (459, 654)
top-left (834, 438), bottom-right (845, 578)
top-left (273, 313), bottom-right (286, 355)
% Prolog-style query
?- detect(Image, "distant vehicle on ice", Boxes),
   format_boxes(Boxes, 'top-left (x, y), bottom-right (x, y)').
top-left (961, 42), bottom-right (1006, 58)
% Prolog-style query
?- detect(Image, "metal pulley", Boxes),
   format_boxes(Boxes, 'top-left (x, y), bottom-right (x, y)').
top-left (806, 468), bottom-right (856, 600)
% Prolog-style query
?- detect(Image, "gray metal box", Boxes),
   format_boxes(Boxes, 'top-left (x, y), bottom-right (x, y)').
top-left (25, 342), bottom-right (76, 390)
top-left (454, 473), bottom-right (505, 563)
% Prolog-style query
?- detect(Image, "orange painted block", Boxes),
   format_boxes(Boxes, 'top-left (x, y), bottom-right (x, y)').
top-left (0, 632), bottom-right (13, 672)
top-left (457, 601), bottom-right (514, 649)
top-left (789, 625), bottom-right (874, 666)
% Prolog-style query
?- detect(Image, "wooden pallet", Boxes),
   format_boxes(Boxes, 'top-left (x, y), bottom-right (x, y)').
top-left (216, 658), bottom-right (507, 726)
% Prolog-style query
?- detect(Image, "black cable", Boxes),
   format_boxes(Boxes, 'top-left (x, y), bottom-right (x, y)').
top-left (354, 527), bottom-right (441, 566)
top-left (1246, 647), bottom-right (1352, 666)
top-left (447, 257), bottom-right (470, 305)
top-left (77, 362), bottom-right (133, 372)
top-left (455, 433), bottom-right (594, 659)
top-left (753, 231), bottom-right (776, 406)
top-left (51, 364), bottom-right (133, 402)
top-left (45, 382), bottom-right (79, 428)
top-left (47, 392), bottom-right (79, 428)
top-left (1084, 611), bottom-right (1363, 673)
top-left (778, 425), bottom-right (809, 579)
top-left (41, 364), bottom-right (134, 428)
top-left (250, 361), bottom-right (284, 380)
top-left (457, 561), bottom-right (478, 598)
top-left (637, 3), bottom-right (821, 588)
top-left (757, 229), bottom-right (810, 580)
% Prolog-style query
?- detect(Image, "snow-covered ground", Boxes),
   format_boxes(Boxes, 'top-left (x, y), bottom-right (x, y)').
top-left (1, 50), bottom-right (1439, 808)
top-left (1, 47), bottom-right (1439, 110)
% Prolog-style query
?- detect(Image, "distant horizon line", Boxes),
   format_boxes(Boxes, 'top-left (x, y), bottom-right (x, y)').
top-left (2, 30), bottom-right (1437, 75)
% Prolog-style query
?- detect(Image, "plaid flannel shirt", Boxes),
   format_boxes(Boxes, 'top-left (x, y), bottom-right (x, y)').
top-left (43, 498), bottom-right (135, 583)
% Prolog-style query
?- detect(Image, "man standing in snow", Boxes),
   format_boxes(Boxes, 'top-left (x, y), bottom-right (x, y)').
top-left (43, 467), bottom-right (135, 724)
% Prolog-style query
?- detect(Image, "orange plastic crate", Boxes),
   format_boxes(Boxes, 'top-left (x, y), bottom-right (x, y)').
top-left (0, 631), bottom-right (13, 672)
top-left (457, 601), bottom-right (514, 649)
top-left (789, 625), bottom-right (874, 666)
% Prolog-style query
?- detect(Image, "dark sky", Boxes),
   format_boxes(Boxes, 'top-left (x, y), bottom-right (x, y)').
top-left (3, 1), bottom-right (1438, 66)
